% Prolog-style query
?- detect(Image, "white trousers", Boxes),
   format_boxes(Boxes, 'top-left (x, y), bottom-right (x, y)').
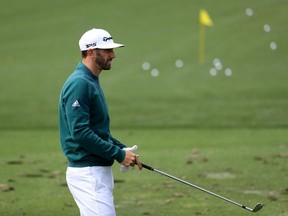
top-left (66, 166), bottom-right (116, 216)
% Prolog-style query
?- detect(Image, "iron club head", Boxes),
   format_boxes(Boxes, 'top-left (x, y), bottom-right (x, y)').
top-left (251, 203), bottom-right (264, 212)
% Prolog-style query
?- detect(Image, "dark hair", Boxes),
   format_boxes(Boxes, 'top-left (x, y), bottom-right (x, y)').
top-left (81, 49), bottom-right (99, 58)
top-left (81, 51), bottom-right (88, 58)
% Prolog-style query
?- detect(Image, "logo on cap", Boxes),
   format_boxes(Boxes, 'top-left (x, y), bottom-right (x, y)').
top-left (103, 37), bottom-right (113, 42)
top-left (86, 42), bottom-right (97, 48)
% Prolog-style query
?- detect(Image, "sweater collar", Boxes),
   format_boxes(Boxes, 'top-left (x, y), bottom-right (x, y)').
top-left (77, 62), bottom-right (99, 80)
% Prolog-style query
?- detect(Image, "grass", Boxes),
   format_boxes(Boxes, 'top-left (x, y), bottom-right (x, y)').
top-left (0, 129), bottom-right (287, 216)
top-left (0, 0), bottom-right (287, 130)
top-left (0, 0), bottom-right (288, 215)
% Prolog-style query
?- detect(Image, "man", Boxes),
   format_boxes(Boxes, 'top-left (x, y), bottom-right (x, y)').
top-left (59, 28), bottom-right (142, 216)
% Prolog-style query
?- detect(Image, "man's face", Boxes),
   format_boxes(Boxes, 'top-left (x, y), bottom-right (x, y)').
top-left (94, 49), bottom-right (115, 70)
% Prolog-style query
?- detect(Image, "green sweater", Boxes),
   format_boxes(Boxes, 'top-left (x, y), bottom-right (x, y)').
top-left (59, 62), bottom-right (126, 167)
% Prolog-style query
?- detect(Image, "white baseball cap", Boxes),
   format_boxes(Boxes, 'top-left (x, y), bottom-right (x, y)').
top-left (79, 28), bottom-right (124, 51)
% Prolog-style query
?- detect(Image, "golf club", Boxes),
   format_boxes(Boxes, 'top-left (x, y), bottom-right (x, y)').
top-left (140, 163), bottom-right (263, 213)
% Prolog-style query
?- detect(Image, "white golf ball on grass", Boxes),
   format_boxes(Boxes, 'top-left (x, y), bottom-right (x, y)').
top-left (209, 68), bottom-right (217, 76)
top-left (142, 62), bottom-right (151, 71)
top-left (270, 42), bottom-right (277, 50)
top-left (151, 69), bottom-right (160, 77)
top-left (224, 68), bottom-right (232, 76)
top-left (175, 59), bottom-right (184, 68)
top-left (245, 8), bottom-right (253, 16)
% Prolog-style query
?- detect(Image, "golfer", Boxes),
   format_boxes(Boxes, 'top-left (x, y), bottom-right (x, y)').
top-left (59, 28), bottom-right (142, 216)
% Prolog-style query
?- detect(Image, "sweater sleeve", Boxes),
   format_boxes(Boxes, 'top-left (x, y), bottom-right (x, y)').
top-left (63, 78), bottom-right (125, 163)
top-left (110, 136), bottom-right (126, 149)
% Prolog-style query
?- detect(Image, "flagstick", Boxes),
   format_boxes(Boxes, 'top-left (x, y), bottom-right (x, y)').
top-left (199, 23), bottom-right (205, 64)
top-left (198, 9), bottom-right (213, 64)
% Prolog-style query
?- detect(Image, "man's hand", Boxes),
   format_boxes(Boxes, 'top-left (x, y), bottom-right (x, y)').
top-left (120, 145), bottom-right (142, 171)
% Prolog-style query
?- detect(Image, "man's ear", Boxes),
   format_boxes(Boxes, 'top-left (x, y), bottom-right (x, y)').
top-left (87, 49), bottom-right (95, 57)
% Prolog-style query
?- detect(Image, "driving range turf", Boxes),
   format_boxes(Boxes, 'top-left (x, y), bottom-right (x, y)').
top-left (0, 0), bottom-right (287, 215)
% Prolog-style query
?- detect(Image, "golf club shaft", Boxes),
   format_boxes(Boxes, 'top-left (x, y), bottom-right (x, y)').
top-left (141, 163), bottom-right (253, 211)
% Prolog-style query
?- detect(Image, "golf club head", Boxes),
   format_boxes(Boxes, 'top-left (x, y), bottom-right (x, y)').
top-left (251, 203), bottom-right (263, 212)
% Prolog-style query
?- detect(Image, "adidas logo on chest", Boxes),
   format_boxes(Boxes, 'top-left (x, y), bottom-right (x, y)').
top-left (72, 100), bottom-right (80, 107)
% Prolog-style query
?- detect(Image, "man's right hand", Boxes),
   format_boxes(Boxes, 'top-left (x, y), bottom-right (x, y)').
top-left (121, 148), bottom-right (142, 170)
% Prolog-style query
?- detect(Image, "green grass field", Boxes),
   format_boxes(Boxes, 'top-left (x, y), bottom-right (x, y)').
top-left (0, 129), bottom-right (287, 215)
top-left (0, 0), bottom-right (287, 215)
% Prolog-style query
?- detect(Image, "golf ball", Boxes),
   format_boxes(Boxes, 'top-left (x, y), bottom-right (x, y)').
top-left (270, 41), bottom-right (277, 50)
top-left (175, 59), bottom-right (184, 68)
top-left (209, 68), bottom-right (217, 76)
top-left (142, 62), bottom-right (151, 70)
top-left (151, 68), bottom-right (159, 77)
top-left (245, 8), bottom-right (253, 16)
top-left (213, 58), bottom-right (222, 70)
top-left (225, 68), bottom-right (232, 76)
top-left (263, 24), bottom-right (271, 33)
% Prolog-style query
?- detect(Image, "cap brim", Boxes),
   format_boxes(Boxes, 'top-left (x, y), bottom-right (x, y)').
top-left (97, 43), bottom-right (124, 49)
top-left (80, 43), bottom-right (124, 51)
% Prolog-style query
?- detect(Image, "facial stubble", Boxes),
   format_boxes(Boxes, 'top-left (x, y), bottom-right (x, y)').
top-left (95, 50), bottom-right (112, 71)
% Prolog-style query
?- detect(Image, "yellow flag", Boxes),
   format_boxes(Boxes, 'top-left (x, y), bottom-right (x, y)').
top-left (199, 9), bottom-right (213, 26)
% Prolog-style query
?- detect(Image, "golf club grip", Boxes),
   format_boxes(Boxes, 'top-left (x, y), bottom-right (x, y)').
top-left (141, 163), bottom-right (154, 171)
